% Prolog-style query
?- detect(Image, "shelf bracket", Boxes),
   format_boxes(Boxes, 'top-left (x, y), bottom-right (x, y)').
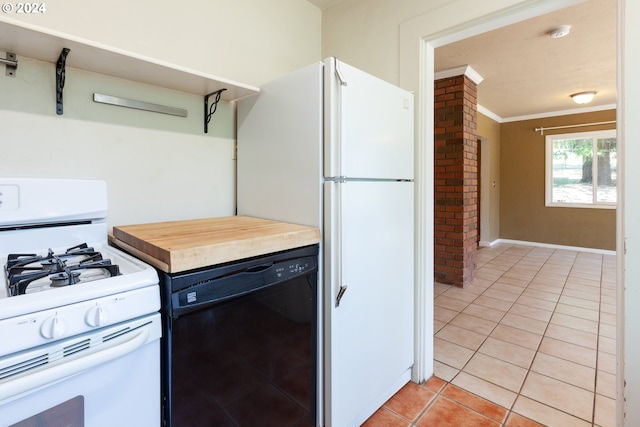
top-left (2, 52), bottom-right (17, 77)
top-left (56, 48), bottom-right (70, 115)
top-left (204, 88), bottom-right (227, 133)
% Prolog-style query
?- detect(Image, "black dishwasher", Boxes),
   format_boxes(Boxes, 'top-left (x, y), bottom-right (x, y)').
top-left (160, 244), bottom-right (318, 427)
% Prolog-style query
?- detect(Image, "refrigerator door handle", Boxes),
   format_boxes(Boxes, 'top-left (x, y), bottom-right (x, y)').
top-left (334, 57), bottom-right (348, 87)
top-left (335, 284), bottom-right (348, 307)
top-left (334, 179), bottom-right (348, 308)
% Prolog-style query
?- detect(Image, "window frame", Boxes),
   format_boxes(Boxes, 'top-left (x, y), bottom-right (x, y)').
top-left (545, 129), bottom-right (617, 209)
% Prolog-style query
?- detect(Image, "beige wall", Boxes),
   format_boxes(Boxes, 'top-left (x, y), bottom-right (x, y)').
top-left (321, 0), bottom-right (452, 85)
top-left (499, 110), bottom-right (617, 250)
top-left (476, 109), bottom-right (615, 251)
top-left (477, 112), bottom-right (501, 244)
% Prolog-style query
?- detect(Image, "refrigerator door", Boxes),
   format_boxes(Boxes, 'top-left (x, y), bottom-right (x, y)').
top-left (324, 58), bottom-right (414, 180)
top-left (324, 179), bottom-right (414, 427)
top-left (237, 62), bottom-right (323, 227)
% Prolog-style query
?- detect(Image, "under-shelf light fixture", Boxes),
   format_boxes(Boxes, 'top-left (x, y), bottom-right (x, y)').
top-left (571, 91), bottom-right (597, 104)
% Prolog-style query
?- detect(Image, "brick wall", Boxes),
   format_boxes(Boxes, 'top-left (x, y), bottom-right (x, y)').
top-left (434, 74), bottom-right (478, 287)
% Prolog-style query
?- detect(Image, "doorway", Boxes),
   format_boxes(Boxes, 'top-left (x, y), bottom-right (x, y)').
top-left (399, 0), bottom-right (618, 412)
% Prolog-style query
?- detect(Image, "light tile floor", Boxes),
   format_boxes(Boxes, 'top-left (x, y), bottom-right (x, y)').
top-left (363, 243), bottom-right (617, 427)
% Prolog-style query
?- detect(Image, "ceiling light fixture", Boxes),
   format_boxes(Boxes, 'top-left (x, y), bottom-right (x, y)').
top-left (571, 91), bottom-right (597, 104)
top-left (549, 25), bottom-right (571, 38)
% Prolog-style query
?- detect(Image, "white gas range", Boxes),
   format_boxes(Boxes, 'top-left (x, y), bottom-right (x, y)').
top-left (0, 177), bottom-right (161, 427)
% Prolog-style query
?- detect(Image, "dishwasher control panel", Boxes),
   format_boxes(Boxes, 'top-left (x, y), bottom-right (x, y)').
top-left (274, 257), bottom-right (316, 280)
top-left (169, 246), bottom-right (319, 316)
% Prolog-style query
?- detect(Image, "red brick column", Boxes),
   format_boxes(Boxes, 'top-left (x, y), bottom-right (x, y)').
top-left (434, 74), bottom-right (478, 287)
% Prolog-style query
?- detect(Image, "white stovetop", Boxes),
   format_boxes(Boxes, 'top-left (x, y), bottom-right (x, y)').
top-left (0, 239), bottom-right (159, 321)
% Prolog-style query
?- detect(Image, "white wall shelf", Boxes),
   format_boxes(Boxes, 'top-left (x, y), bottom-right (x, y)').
top-left (0, 18), bottom-right (259, 102)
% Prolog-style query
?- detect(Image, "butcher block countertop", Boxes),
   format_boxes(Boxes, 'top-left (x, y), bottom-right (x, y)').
top-left (109, 216), bottom-right (320, 273)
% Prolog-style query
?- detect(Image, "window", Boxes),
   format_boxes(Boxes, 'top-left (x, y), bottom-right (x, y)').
top-left (545, 129), bottom-right (617, 208)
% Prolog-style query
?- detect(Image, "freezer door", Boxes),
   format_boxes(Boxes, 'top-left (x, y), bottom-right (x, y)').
top-left (324, 58), bottom-right (414, 180)
top-left (324, 180), bottom-right (414, 427)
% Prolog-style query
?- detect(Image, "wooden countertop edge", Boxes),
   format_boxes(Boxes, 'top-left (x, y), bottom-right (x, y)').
top-left (109, 221), bottom-right (321, 274)
top-left (108, 234), bottom-right (171, 272)
top-left (173, 231), bottom-right (320, 272)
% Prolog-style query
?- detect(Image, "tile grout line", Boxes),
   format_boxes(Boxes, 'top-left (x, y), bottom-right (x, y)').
top-left (484, 246), bottom-right (559, 426)
top-left (408, 378), bottom-right (507, 427)
top-left (372, 244), bottom-right (614, 427)
top-left (497, 247), bottom-right (557, 425)
top-left (591, 252), bottom-right (605, 426)
top-left (506, 248), bottom-right (593, 425)
top-left (436, 245), bottom-right (608, 426)
top-left (496, 248), bottom-right (602, 425)
top-left (441, 244), bottom-right (538, 425)
top-left (440, 245), bottom-right (602, 426)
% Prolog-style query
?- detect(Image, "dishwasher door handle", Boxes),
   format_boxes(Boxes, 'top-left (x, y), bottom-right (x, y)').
top-left (244, 263), bottom-right (274, 273)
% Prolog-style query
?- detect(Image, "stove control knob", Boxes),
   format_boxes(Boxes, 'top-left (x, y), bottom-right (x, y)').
top-left (85, 305), bottom-right (108, 328)
top-left (40, 315), bottom-right (68, 340)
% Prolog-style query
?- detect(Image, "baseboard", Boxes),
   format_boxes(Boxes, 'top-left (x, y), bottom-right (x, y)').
top-left (489, 238), bottom-right (616, 255)
top-left (478, 239), bottom-right (500, 247)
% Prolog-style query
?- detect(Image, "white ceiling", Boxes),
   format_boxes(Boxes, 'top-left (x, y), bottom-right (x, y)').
top-left (309, 0), bottom-right (616, 120)
top-left (434, 0), bottom-right (617, 120)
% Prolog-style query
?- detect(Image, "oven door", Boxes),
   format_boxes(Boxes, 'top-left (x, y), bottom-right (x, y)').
top-left (0, 313), bottom-right (161, 427)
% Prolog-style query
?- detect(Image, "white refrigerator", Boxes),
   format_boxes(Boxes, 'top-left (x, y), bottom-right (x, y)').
top-left (237, 58), bottom-right (414, 427)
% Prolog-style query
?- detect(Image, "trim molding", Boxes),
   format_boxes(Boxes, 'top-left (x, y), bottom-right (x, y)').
top-left (476, 103), bottom-right (617, 124)
top-left (502, 103), bottom-right (618, 123)
top-left (434, 65), bottom-right (484, 85)
top-left (477, 104), bottom-right (502, 123)
top-left (487, 239), bottom-right (616, 255)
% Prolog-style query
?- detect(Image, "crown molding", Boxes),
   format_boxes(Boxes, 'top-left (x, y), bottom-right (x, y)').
top-left (502, 103), bottom-right (617, 122)
top-left (476, 103), bottom-right (617, 124)
top-left (434, 65), bottom-right (484, 85)
top-left (477, 104), bottom-right (502, 122)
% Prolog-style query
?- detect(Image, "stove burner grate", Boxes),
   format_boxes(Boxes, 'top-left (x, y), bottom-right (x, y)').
top-left (4, 243), bottom-right (121, 296)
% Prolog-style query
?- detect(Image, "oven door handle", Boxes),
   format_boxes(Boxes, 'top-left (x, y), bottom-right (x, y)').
top-left (0, 326), bottom-right (150, 402)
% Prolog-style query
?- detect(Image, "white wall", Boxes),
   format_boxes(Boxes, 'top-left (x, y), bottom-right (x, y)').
top-left (620, 0), bottom-right (640, 424)
top-left (0, 0), bottom-right (321, 229)
top-left (4, 0), bottom-right (321, 86)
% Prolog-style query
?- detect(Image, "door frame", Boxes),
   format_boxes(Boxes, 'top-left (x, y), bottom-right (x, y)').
top-left (398, 0), bottom-right (595, 394)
